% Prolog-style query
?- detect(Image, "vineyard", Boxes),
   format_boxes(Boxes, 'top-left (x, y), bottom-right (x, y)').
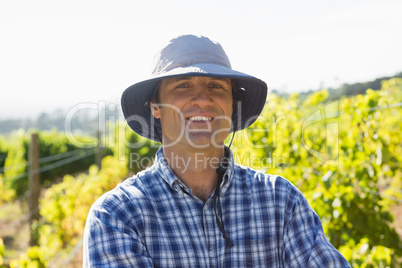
top-left (0, 78), bottom-right (401, 267)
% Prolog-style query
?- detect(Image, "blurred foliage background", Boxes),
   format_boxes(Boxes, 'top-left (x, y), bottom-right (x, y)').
top-left (0, 78), bottom-right (401, 267)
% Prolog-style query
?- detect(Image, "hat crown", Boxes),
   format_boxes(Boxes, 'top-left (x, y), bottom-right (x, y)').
top-left (152, 35), bottom-right (232, 76)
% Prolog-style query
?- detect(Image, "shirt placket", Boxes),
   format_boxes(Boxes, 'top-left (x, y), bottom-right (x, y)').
top-left (173, 181), bottom-right (210, 267)
top-left (203, 193), bottom-right (226, 268)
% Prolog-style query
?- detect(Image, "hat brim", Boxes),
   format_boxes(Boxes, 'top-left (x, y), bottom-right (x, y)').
top-left (121, 63), bottom-right (268, 142)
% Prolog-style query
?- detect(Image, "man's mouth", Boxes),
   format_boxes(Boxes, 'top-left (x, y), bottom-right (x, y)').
top-left (187, 116), bottom-right (213, 122)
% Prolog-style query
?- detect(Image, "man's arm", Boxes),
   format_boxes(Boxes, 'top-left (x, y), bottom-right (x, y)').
top-left (83, 195), bottom-right (153, 268)
top-left (280, 181), bottom-right (350, 267)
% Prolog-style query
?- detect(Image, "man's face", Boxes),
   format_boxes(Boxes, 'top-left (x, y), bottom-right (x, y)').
top-left (150, 76), bottom-right (233, 149)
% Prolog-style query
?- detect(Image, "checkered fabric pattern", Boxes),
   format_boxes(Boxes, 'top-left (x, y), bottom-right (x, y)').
top-left (83, 148), bottom-right (350, 267)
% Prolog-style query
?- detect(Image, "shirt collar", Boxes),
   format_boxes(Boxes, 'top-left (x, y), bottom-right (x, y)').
top-left (153, 146), bottom-right (235, 191)
top-left (220, 147), bottom-right (235, 193)
top-left (153, 147), bottom-right (179, 188)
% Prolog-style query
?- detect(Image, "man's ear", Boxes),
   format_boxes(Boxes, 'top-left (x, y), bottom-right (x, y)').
top-left (149, 101), bottom-right (161, 119)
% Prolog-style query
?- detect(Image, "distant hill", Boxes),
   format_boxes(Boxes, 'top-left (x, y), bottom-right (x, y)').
top-left (0, 107), bottom-right (120, 136)
top-left (271, 72), bottom-right (402, 102)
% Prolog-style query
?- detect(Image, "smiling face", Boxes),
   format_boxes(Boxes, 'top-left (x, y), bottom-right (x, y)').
top-left (150, 76), bottom-right (233, 149)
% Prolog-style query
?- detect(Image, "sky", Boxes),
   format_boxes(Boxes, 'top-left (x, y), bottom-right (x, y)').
top-left (1, 0), bottom-right (401, 119)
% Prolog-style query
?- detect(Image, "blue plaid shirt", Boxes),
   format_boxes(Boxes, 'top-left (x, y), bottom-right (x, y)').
top-left (83, 148), bottom-right (350, 267)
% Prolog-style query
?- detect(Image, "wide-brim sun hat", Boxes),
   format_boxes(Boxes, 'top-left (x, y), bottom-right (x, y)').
top-left (121, 34), bottom-right (268, 142)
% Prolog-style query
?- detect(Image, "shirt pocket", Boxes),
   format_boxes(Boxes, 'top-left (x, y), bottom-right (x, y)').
top-left (224, 236), bottom-right (281, 268)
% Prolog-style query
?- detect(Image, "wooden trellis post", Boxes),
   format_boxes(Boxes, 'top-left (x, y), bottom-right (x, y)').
top-left (97, 130), bottom-right (103, 170)
top-left (28, 133), bottom-right (40, 246)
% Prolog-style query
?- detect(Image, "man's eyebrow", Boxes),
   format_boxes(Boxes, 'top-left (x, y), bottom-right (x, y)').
top-left (209, 77), bottom-right (231, 83)
top-left (169, 76), bottom-right (231, 83)
top-left (169, 76), bottom-right (192, 83)
top-left (169, 76), bottom-right (231, 84)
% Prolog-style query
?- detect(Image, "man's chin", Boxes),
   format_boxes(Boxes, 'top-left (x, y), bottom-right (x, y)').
top-left (184, 132), bottom-right (226, 149)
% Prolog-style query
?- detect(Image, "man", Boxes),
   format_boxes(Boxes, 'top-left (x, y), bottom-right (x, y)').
top-left (83, 35), bottom-right (350, 267)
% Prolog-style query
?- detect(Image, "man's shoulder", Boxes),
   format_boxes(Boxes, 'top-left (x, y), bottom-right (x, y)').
top-left (233, 163), bottom-right (286, 186)
top-left (90, 166), bottom-right (161, 213)
top-left (233, 163), bottom-right (304, 201)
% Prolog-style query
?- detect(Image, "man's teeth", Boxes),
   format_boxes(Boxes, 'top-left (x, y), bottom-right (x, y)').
top-left (188, 116), bottom-right (212, 121)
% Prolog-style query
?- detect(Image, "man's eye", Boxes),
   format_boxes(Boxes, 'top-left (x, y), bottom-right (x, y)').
top-left (210, 84), bottom-right (223, 89)
top-left (176, 84), bottom-right (189, 88)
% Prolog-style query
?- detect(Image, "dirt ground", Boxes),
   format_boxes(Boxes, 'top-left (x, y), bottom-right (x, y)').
top-left (391, 203), bottom-right (402, 238)
top-left (0, 200), bottom-right (30, 264)
top-left (66, 247), bottom-right (83, 268)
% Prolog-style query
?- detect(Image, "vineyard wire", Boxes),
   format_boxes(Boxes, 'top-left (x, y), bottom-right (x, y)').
top-left (0, 162), bottom-right (30, 173)
top-left (39, 148), bottom-right (95, 164)
top-left (0, 148), bottom-right (94, 174)
top-left (36, 148), bottom-right (98, 174)
top-left (366, 101), bottom-right (402, 112)
top-left (0, 148), bottom-right (98, 184)
top-left (360, 186), bottom-right (402, 204)
top-left (58, 235), bottom-right (84, 268)
top-left (0, 172), bottom-right (29, 183)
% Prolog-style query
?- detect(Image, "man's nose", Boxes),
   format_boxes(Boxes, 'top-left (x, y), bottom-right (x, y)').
top-left (190, 86), bottom-right (212, 108)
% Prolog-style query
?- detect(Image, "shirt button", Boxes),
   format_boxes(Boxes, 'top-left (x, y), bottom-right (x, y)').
top-left (209, 250), bottom-right (215, 257)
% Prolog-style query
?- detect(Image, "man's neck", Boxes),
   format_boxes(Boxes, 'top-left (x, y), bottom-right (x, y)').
top-left (162, 145), bottom-right (225, 202)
